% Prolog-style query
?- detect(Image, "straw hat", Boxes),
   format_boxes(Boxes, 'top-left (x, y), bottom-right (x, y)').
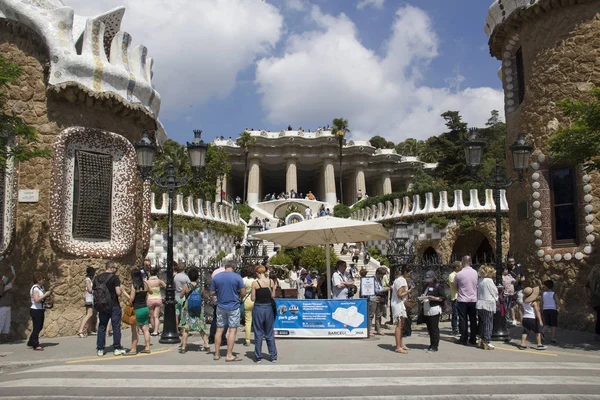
top-left (523, 286), bottom-right (540, 303)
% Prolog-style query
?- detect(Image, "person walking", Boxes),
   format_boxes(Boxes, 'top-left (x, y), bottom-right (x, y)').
top-left (173, 262), bottom-right (189, 328)
top-left (519, 286), bottom-right (547, 350)
top-left (77, 266), bottom-right (96, 338)
top-left (0, 262), bottom-right (15, 343)
top-left (27, 272), bottom-right (52, 351)
top-left (123, 269), bottom-right (151, 355)
top-left (94, 261), bottom-right (126, 357)
top-left (476, 265), bottom-right (498, 350)
top-left (146, 266), bottom-right (166, 336)
top-left (392, 266), bottom-right (412, 354)
top-left (251, 265), bottom-right (278, 363)
top-left (421, 270), bottom-right (445, 353)
top-left (179, 268), bottom-right (210, 354)
top-left (448, 261), bottom-right (461, 335)
top-left (209, 260), bottom-right (245, 362)
top-left (455, 255), bottom-right (478, 346)
top-left (242, 266), bottom-right (255, 347)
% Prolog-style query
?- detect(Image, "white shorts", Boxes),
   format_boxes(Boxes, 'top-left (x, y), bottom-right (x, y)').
top-left (391, 302), bottom-right (407, 322)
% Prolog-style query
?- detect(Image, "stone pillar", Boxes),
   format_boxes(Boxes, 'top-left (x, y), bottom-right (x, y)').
top-left (286, 157), bottom-right (298, 194)
top-left (323, 158), bottom-right (337, 205)
top-left (247, 158), bottom-right (260, 206)
top-left (215, 174), bottom-right (227, 203)
top-left (382, 172), bottom-right (392, 195)
top-left (355, 167), bottom-right (366, 202)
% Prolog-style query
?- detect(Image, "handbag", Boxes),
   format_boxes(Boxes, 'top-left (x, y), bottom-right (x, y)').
top-left (122, 304), bottom-right (137, 325)
top-left (270, 297), bottom-right (277, 320)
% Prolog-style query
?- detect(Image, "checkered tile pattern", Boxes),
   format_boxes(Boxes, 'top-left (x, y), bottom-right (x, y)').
top-left (147, 227), bottom-right (236, 266)
top-left (364, 221), bottom-right (456, 253)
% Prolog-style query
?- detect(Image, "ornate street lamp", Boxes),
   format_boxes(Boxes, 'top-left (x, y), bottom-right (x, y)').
top-left (134, 129), bottom-right (207, 344)
top-left (385, 221), bottom-right (415, 277)
top-left (242, 223), bottom-right (267, 267)
top-left (462, 129), bottom-right (532, 341)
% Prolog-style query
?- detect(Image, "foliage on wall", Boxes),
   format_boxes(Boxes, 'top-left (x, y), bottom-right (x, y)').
top-left (237, 204), bottom-right (254, 223)
top-left (333, 203), bottom-right (351, 218)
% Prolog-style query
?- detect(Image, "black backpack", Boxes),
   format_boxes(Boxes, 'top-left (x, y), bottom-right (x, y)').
top-left (93, 273), bottom-right (113, 313)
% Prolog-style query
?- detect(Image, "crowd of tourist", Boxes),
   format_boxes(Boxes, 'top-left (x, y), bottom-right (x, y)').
top-left (2, 251), bottom-right (599, 359)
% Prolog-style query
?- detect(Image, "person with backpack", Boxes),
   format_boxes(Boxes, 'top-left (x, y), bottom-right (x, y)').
top-left (179, 268), bottom-right (209, 354)
top-left (93, 261), bottom-right (126, 357)
top-left (122, 269), bottom-right (151, 355)
top-left (421, 270), bottom-right (445, 353)
top-left (585, 264), bottom-right (600, 341)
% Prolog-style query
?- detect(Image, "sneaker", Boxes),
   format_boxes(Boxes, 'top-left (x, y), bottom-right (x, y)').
top-left (537, 345), bottom-right (547, 351)
top-left (270, 358), bottom-right (277, 363)
top-left (97, 350), bottom-right (104, 357)
top-left (255, 359), bottom-right (262, 364)
top-left (113, 348), bottom-right (126, 356)
top-left (426, 347), bottom-right (438, 353)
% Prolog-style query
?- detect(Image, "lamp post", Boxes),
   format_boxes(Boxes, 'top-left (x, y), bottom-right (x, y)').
top-left (242, 223), bottom-right (266, 267)
top-left (462, 129), bottom-right (532, 341)
top-left (134, 129), bottom-right (207, 344)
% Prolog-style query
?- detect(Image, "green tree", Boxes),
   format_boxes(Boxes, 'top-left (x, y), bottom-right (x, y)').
top-left (300, 246), bottom-right (339, 275)
top-left (410, 166), bottom-right (438, 193)
top-left (0, 57), bottom-right (52, 167)
top-left (333, 203), bottom-right (351, 218)
top-left (430, 111), bottom-right (472, 185)
top-left (332, 118), bottom-right (349, 204)
top-left (369, 135), bottom-right (394, 149)
top-left (235, 130), bottom-right (255, 203)
top-left (549, 87), bottom-right (600, 172)
top-left (151, 140), bottom-right (229, 202)
top-left (478, 110), bottom-right (507, 178)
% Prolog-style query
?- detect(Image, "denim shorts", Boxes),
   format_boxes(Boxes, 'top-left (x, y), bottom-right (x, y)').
top-left (216, 306), bottom-right (240, 328)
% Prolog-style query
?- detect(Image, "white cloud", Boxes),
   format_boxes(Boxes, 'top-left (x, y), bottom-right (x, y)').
top-left (63, 0), bottom-right (283, 116)
top-left (255, 5), bottom-right (503, 142)
top-left (286, 0), bottom-right (306, 11)
top-left (357, 0), bottom-right (384, 10)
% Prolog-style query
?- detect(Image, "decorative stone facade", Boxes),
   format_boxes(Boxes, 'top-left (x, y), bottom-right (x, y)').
top-left (214, 131), bottom-right (435, 206)
top-left (0, 2), bottom-right (161, 338)
top-left (486, 0), bottom-right (600, 330)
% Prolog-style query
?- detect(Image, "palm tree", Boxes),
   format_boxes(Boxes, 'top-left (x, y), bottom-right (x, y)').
top-left (235, 130), bottom-right (255, 204)
top-left (332, 118), bottom-right (349, 204)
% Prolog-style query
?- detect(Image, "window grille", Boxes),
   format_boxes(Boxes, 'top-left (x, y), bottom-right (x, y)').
top-left (72, 150), bottom-right (113, 240)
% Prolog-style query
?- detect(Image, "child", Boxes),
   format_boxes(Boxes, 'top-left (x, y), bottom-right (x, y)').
top-left (519, 286), bottom-right (547, 350)
top-left (541, 279), bottom-right (559, 343)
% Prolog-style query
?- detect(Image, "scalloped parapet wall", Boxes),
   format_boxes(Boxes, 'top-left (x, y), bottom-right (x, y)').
top-left (350, 189), bottom-right (509, 222)
top-left (150, 193), bottom-right (242, 226)
top-left (0, 0), bottom-right (161, 117)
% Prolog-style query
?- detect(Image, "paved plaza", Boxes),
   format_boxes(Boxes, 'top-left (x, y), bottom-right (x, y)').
top-left (1, 322), bottom-right (599, 399)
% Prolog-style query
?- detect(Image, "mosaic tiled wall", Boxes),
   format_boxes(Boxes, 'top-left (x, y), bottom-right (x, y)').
top-left (147, 227), bottom-right (237, 267)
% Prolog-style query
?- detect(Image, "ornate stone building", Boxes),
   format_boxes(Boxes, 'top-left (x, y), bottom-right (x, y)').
top-left (0, 0), bottom-right (164, 337)
top-left (213, 130), bottom-right (433, 206)
top-left (486, 0), bottom-right (600, 329)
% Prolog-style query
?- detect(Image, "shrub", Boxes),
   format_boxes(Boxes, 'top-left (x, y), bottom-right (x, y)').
top-left (237, 204), bottom-right (254, 223)
top-left (333, 203), bottom-right (351, 218)
top-left (269, 252), bottom-right (293, 267)
top-left (299, 246), bottom-right (339, 275)
top-left (427, 215), bottom-right (449, 229)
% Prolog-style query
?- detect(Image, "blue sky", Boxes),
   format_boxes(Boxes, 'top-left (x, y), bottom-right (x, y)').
top-left (68, 0), bottom-right (504, 145)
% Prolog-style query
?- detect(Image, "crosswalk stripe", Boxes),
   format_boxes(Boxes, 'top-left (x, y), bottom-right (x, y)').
top-left (20, 361), bottom-right (600, 374)
top-left (2, 396), bottom-right (600, 400)
top-left (3, 375), bottom-right (600, 388)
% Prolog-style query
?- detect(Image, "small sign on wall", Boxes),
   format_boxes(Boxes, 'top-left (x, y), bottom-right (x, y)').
top-left (18, 189), bottom-right (39, 203)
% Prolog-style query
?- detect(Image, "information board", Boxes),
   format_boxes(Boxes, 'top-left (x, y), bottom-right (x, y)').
top-left (274, 298), bottom-right (368, 338)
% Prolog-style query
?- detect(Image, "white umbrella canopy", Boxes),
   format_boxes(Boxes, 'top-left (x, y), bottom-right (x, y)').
top-left (254, 216), bottom-right (390, 299)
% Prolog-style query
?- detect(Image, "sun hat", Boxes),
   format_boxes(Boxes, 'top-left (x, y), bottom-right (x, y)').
top-left (523, 286), bottom-right (540, 303)
top-left (424, 270), bottom-right (435, 283)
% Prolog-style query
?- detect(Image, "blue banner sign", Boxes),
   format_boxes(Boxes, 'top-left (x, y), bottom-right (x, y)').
top-left (274, 299), bottom-right (368, 338)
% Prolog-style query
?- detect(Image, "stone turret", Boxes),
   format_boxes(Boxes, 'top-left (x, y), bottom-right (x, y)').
top-left (485, 0), bottom-right (600, 330)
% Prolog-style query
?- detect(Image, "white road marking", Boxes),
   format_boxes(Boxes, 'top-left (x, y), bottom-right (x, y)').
top-left (18, 361), bottom-right (600, 374)
top-left (3, 375), bottom-right (600, 388)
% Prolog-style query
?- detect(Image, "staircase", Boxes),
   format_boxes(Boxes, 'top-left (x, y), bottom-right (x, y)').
top-left (333, 243), bottom-right (381, 278)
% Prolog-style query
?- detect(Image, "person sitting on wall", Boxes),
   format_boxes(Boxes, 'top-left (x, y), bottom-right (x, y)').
top-left (307, 191), bottom-right (315, 200)
top-left (340, 243), bottom-right (349, 255)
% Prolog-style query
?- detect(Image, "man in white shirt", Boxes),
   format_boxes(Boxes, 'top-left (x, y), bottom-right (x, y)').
top-left (332, 261), bottom-right (354, 299)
